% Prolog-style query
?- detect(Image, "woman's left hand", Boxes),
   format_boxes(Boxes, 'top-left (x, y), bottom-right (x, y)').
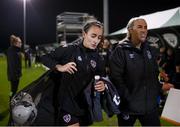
top-left (94, 81), bottom-right (105, 92)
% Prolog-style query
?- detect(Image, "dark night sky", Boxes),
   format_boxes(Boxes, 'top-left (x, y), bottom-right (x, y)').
top-left (0, 0), bottom-right (179, 51)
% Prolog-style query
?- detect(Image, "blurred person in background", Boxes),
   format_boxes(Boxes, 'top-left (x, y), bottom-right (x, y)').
top-left (24, 46), bottom-right (32, 68)
top-left (98, 38), bottom-right (112, 75)
top-left (34, 46), bottom-right (41, 67)
top-left (157, 46), bottom-right (167, 69)
top-left (163, 47), bottom-right (176, 84)
top-left (6, 35), bottom-right (22, 99)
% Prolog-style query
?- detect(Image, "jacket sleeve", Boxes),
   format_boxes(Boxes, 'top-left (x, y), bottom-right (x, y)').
top-left (109, 46), bottom-right (131, 102)
top-left (40, 45), bottom-right (74, 70)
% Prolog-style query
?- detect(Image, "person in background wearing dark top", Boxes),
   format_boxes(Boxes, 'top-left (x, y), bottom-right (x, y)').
top-left (157, 46), bottom-right (167, 69)
top-left (109, 17), bottom-right (173, 126)
top-left (163, 47), bottom-right (176, 84)
top-left (98, 38), bottom-right (112, 75)
top-left (6, 35), bottom-right (22, 99)
top-left (38, 20), bottom-right (106, 126)
top-left (24, 47), bottom-right (32, 68)
top-left (157, 46), bottom-right (175, 111)
top-left (34, 46), bottom-right (41, 67)
top-left (157, 47), bottom-right (175, 89)
top-left (157, 46), bottom-right (168, 85)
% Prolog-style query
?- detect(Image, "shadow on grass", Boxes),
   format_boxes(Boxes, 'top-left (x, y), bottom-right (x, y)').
top-left (0, 109), bottom-right (9, 121)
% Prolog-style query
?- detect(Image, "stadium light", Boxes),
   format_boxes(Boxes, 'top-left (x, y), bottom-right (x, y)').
top-left (23, 0), bottom-right (27, 48)
top-left (19, 0), bottom-right (30, 48)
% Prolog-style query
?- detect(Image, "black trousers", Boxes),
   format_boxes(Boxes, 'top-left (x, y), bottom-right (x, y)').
top-left (117, 109), bottom-right (160, 126)
top-left (10, 79), bottom-right (19, 98)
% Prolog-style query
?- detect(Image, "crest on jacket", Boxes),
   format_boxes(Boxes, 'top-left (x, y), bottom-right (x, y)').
top-left (90, 60), bottom-right (97, 68)
top-left (63, 114), bottom-right (71, 123)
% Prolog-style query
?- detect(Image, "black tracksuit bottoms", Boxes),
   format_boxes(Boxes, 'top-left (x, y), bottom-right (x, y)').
top-left (117, 109), bottom-right (160, 126)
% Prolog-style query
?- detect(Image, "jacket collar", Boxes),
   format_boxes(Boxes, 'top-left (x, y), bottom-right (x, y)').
top-left (78, 41), bottom-right (97, 53)
top-left (119, 40), bottom-right (148, 54)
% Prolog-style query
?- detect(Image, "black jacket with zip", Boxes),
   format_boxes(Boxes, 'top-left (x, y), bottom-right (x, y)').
top-left (41, 41), bottom-right (105, 117)
top-left (109, 40), bottom-right (160, 115)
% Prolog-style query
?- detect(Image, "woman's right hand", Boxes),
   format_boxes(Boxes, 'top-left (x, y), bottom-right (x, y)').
top-left (55, 62), bottom-right (77, 74)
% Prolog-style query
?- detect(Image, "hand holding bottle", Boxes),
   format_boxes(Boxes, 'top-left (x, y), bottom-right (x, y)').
top-left (94, 75), bottom-right (105, 92)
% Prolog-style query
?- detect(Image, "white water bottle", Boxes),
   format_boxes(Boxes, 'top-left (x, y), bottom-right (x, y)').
top-left (94, 75), bottom-right (100, 96)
